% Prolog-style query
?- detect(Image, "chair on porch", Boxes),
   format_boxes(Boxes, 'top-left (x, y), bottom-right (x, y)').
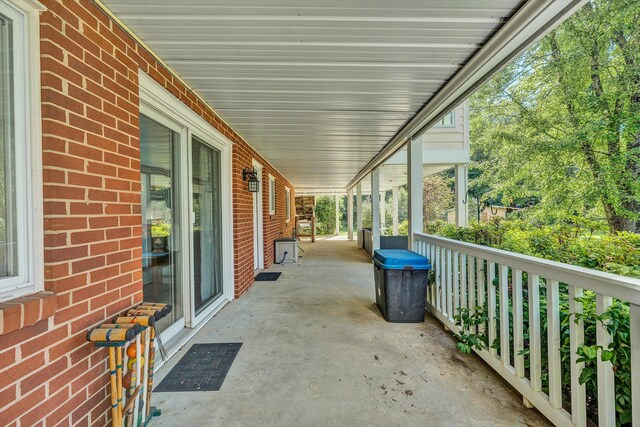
top-left (295, 215), bottom-right (315, 243)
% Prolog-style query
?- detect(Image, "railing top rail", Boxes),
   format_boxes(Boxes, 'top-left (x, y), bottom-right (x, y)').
top-left (414, 232), bottom-right (640, 303)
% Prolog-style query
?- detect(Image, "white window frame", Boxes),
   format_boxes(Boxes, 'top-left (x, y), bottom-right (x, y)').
top-left (0, 0), bottom-right (45, 302)
top-left (433, 110), bottom-right (455, 128)
top-left (268, 174), bottom-right (276, 215)
top-left (285, 187), bottom-right (291, 223)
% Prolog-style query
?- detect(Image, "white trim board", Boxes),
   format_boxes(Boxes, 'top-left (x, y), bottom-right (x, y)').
top-left (252, 159), bottom-right (264, 270)
top-left (0, 0), bottom-right (44, 301)
top-left (268, 173), bottom-right (276, 215)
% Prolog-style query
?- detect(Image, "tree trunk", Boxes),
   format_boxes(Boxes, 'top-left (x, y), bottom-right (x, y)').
top-left (551, 28), bottom-right (640, 234)
top-left (623, 135), bottom-right (640, 233)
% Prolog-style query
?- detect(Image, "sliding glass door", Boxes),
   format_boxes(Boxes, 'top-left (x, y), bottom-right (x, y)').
top-left (140, 114), bottom-right (183, 332)
top-left (139, 73), bottom-right (233, 343)
top-left (191, 136), bottom-right (223, 315)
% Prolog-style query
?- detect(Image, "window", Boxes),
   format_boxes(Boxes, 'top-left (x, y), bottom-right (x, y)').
top-left (433, 110), bottom-right (455, 128)
top-left (268, 174), bottom-right (276, 215)
top-left (285, 187), bottom-right (291, 222)
top-left (0, 0), bottom-right (44, 302)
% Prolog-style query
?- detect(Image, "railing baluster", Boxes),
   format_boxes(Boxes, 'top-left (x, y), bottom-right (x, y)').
top-left (434, 246), bottom-right (441, 312)
top-left (446, 249), bottom-right (453, 320)
top-left (631, 303), bottom-right (640, 426)
top-left (476, 257), bottom-right (485, 335)
top-left (468, 256), bottom-right (476, 334)
top-left (460, 252), bottom-right (467, 311)
top-left (488, 261), bottom-right (497, 356)
top-left (423, 243), bottom-right (430, 305)
top-left (596, 293), bottom-right (615, 427)
top-left (513, 269), bottom-right (524, 377)
top-left (499, 265), bottom-right (510, 366)
top-left (411, 233), bottom-right (640, 427)
top-left (568, 286), bottom-right (586, 427)
top-left (453, 250), bottom-right (459, 321)
top-left (528, 273), bottom-right (542, 391)
top-left (547, 279), bottom-right (562, 408)
top-left (429, 243), bottom-right (436, 306)
top-left (440, 247), bottom-right (447, 316)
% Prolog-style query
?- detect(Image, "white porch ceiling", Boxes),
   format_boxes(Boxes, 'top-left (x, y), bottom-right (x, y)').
top-left (100, 1), bottom-right (562, 190)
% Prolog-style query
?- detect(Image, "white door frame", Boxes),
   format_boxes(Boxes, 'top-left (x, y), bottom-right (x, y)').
top-left (139, 71), bottom-right (234, 341)
top-left (252, 159), bottom-right (264, 270)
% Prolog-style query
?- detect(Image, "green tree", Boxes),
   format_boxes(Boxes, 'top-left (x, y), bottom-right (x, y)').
top-left (361, 196), bottom-right (372, 228)
top-left (469, 0), bottom-right (640, 232)
top-left (313, 196), bottom-right (334, 235)
top-left (314, 195), bottom-right (348, 235)
top-left (423, 173), bottom-right (454, 227)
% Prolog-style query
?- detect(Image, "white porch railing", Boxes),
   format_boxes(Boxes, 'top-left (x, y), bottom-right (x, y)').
top-left (412, 232), bottom-right (640, 427)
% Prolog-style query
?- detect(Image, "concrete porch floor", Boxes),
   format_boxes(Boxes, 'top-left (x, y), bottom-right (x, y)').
top-left (150, 239), bottom-right (549, 426)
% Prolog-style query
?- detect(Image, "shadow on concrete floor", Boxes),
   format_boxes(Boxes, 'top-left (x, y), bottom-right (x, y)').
top-left (150, 239), bottom-right (550, 427)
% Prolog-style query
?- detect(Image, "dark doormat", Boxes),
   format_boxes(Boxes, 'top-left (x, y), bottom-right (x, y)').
top-left (154, 343), bottom-right (242, 392)
top-left (255, 272), bottom-right (282, 281)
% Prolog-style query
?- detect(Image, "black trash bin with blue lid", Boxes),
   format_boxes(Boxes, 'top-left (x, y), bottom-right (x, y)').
top-left (373, 249), bottom-right (431, 323)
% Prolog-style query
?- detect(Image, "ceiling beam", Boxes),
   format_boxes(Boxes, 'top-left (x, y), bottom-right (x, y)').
top-left (116, 14), bottom-right (503, 24)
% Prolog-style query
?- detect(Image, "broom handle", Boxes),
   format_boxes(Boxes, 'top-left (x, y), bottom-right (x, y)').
top-left (133, 334), bottom-right (141, 426)
top-left (108, 347), bottom-right (119, 427)
top-left (126, 336), bottom-right (138, 427)
top-left (122, 384), bottom-right (142, 415)
top-left (116, 346), bottom-right (123, 424)
top-left (145, 327), bottom-right (155, 418)
top-left (140, 329), bottom-right (151, 424)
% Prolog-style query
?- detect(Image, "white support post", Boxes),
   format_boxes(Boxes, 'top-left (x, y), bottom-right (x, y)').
top-left (347, 189), bottom-right (354, 241)
top-left (371, 168), bottom-right (380, 251)
top-left (335, 194), bottom-right (340, 236)
top-left (392, 186), bottom-right (399, 235)
top-left (379, 190), bottom-right (386, 233)
top-left (454, 164), bottom-right (468, 228)
top-left (356, 183), bottom-right (363, 248)
top-left (407, 137), bottom-right (423, 250)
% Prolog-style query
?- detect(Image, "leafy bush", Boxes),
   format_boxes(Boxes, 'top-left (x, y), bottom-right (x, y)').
top-left (574, 294), bottom-right (631, 424)
top-left (426, 218), bottom-right (640, 278)
top-left (151, 223), bottom-right (171, 237)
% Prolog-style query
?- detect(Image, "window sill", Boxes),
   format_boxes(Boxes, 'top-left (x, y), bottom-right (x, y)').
top-left (0, 291), bottom-right (57, 336)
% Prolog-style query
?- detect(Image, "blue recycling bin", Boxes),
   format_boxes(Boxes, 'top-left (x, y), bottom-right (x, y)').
top-left (373, 249), bottom-right (431, 323)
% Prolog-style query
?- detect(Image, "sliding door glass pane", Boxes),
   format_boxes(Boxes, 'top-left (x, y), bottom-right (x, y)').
top-left (140, 114), bottom-right (183, 331)
top-left (192, 136), bottom-right (222, 314)
top-left (0, 14), bottom-right (16, 279)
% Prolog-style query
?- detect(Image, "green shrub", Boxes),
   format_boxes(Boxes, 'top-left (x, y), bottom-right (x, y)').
top-left (151, 223), bottom-right (171, 237)
top-left (426, 218), bottom-right (640, 278)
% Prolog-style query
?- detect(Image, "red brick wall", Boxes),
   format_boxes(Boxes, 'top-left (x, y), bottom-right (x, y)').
top-left (233, 143), bottom-right (296, 297)
top-left (0, 1), bottom-right (295, 425)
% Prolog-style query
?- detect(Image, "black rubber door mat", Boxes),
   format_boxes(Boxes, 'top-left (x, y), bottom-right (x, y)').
top-left (154, 343), bottom-right (242, 392)
top-left (255, 272), bottom-right (281, 281)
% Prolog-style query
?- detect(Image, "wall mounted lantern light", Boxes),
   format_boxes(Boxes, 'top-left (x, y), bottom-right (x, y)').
top-left (243, 167), bottom-right (260, 193)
